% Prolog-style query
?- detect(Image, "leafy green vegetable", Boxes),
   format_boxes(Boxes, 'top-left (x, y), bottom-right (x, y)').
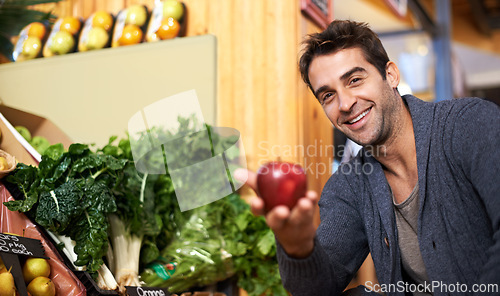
top-left (3, 163), bottom-right (41, 213)
top-left (4, 116), bottom-right (288, 295)
top-left (35, 179), bottom-right (82, 231)
top-left (140, 192), bottom-right (288, 296)
top-left (4, 143), bottom-right (126, 273)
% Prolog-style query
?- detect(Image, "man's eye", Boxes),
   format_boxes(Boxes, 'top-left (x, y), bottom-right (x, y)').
top-left (349, 78), bottom-right (361, 85)
top-left (321, 93), bottom-right (334, 105)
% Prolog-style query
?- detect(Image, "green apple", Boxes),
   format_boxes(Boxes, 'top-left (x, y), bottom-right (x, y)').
top-left (31, 136), bottom-right (50, 154)
top-left (126, 5), bottom-right (147, 26)
top-left (21, 36), bottom-right (42, 59)
top-left (163, 0), bottom-right (184, 21)
top-left (15, 125), bottom-right (32, 142)
top-left (86, 27), bottom-right (109, 50)
top-left (49, 30), bottom-right (75, 55)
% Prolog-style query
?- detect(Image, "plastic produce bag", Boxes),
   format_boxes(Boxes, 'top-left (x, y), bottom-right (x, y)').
top-left (141, 207), bottom-right (235, 293)
top-left (0, 182), bottom-right (86, 296)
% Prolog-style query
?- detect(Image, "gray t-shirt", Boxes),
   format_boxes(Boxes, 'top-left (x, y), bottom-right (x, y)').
top-left (393, 183), bottom-right (432, 295)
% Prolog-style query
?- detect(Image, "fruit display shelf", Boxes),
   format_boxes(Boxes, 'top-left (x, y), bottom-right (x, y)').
top-left (0, 34), bottom-right (217, 148)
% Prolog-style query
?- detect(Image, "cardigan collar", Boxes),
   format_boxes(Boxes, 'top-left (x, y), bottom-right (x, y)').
top-left (402, 95), bottom-right (435, 215)
top-left (363, 94), bottom-right (435, 247)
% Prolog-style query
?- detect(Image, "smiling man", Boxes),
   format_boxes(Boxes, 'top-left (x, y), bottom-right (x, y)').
top-left (240, 20), bottom-right (500, 295)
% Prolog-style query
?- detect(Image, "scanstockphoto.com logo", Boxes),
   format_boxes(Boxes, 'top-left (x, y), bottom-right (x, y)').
top-left (364, 281), bottom-right (499, 294)
top-left (128, 90), bottom-right (247, 212)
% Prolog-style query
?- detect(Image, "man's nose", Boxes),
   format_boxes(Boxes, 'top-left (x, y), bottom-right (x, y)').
top-left (338, 90), bottom-right (356, 112)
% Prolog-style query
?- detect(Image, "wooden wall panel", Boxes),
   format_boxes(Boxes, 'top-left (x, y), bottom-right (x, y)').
top-left (185, 0), bottom-right (312, 175)
top-left (299, 16), bottom-right (334, 207)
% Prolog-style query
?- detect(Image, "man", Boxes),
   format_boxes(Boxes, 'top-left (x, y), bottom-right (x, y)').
top-left (236, 20), bottom-right (499, 295)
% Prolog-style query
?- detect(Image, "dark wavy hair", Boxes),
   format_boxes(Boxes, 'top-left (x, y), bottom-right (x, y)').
top-left (299, 20), bottom-right (390, 91)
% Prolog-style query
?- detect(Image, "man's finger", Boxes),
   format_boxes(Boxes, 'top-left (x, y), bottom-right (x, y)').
top-left (234, 168), bottom-right (257, 192)
top-left (288, 197), bottom-right (315, 227)
top-left (250, 197), bottom-right (265, 216)
top-left (305, 190), bottom-right (319, 205)
top-left (266, 205), bottom-right (290, 230)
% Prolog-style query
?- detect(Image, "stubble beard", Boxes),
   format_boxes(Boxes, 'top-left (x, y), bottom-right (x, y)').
top-left (347, 85), bottom-right (401, 150)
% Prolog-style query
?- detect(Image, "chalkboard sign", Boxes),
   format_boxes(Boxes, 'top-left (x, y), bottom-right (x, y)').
top-left (125, 286), bottom-right (171, 296)
top-left (0, 232), bottom-right (47, 258)
top-left (301, 0), bottom-right (333, 29)
top-left (0, 233), bottom-right (48, 296)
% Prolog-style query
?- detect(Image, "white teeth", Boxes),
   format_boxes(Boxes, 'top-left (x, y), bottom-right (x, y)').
top-left (349, 109), bottom-right (370, 124)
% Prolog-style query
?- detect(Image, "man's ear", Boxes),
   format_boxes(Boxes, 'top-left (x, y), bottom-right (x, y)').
top-left (385, 61), bottom-right (400, 88)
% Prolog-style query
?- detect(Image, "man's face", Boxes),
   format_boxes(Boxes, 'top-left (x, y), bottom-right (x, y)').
top-left (308, 47), bottom-right (401, 147)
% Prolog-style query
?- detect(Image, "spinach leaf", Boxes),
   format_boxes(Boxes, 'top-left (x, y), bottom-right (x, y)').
top-left (35, 179), bottom-right (83, 232)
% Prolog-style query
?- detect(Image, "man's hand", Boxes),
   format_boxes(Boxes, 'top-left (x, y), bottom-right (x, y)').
top-left (234, 168), bottom-right (319, 258)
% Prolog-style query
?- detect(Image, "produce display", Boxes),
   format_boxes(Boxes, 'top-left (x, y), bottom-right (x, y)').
top-left (0, 189), bottom-right (87, 296)
top-left (42, 16), bottom-right (83, 57)
top-left (146, 0), bottom-right (185, 42)
top-left (3, 117), bottom-right (288, 296)
top-left (0, 231), bottom-right (60, 296)
top-left (112, 4), bottom-right (149, 47)
top-left (14, 257), bottom-right (56, 296)
top-left (78, 11), bottom-right (115, 52)
top-left (12, 0), bottom-right (186, 62)
top-left (15, 126), bottom-right (50, 155)
top-left (257, 161), bottom-right (307, 212)
top-left (12, 22), bottom-right (49, 61)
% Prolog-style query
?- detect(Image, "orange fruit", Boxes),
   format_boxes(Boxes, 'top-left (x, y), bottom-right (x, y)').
top-left (92, 11), bottom-right (113, 32)
top-left (118, 24), bottom-right (143, 45)
top-left (26, 22), bottom-right (46, 39)
top-left (59, 16), bottom-right (81, 35)
top-left (156, 17), bottom-right (180, 40)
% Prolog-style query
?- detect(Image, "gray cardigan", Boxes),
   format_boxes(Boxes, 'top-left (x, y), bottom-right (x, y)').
top-left (277, 95), bottom-right (500, 295)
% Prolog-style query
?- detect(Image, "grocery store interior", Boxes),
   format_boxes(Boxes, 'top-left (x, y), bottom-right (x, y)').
top-left (0, 0), bottom-right (499, 295)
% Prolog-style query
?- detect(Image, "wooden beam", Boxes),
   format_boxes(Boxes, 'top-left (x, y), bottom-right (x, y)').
top-left (467, 0), bottom-right (493, 36)
top-left (407, 0), bottom-right (437, 36)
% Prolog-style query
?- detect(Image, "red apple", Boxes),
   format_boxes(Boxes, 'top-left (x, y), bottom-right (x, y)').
top-left (257, 161), bottom-right (307, 212)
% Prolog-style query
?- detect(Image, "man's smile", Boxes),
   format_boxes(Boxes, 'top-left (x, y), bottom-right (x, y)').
top-left (343, 107), bottom-right (372, 127)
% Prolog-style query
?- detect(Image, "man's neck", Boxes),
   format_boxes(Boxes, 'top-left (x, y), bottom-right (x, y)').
top-left (368, 104), bottom-right (418, 202)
